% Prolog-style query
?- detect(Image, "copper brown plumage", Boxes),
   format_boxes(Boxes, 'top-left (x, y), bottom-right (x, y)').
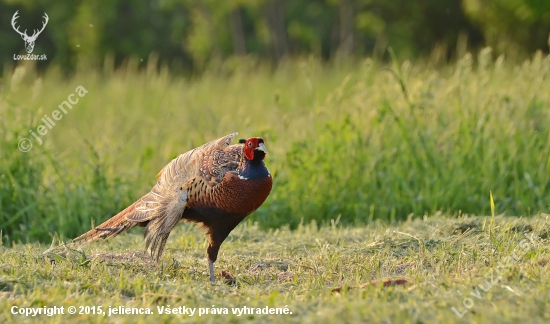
top-left (69, 133), bottom-right (272, 282)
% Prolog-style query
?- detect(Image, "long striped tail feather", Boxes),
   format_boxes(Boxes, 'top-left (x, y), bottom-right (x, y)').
top-left (71, 202), bottom-right (139, 246)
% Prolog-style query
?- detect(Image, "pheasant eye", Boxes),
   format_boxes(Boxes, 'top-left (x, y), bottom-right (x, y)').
top-left (248, 142), bottom-right (252, 147)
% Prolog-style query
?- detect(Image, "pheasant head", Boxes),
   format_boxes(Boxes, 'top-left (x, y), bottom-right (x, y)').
top-left (238, 137), bottom-right (270, 179)
top-left (242, 137), bottom-right (267, 161)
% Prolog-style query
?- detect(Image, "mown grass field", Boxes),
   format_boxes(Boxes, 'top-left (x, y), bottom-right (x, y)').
top-left (1, 215), bottom-right (550, 323)
top-left (1, 50), bottom-right (550, 322)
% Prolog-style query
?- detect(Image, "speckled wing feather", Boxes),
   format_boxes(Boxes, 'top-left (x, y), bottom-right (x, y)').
top-left (157, 132), bottom-right (241, 186)
top-left (127, 133), bottom-right (241, 223)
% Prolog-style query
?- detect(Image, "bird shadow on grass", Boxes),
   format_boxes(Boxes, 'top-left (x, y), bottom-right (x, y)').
top-left (43, 245), bottom-right (242, 285)
top-left (43, 245), bottom-right (155, 270)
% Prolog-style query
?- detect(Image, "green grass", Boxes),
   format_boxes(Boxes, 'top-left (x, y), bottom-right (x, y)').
top-left (0, 215), bottom-right (549, 323)
top-left (1, 51), bottom-right (550, 321)
top-left (2, 50), bottom-right (550, 244)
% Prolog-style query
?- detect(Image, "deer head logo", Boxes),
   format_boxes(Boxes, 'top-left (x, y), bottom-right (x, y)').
top-left (11, 11), bottom-right (49, 54)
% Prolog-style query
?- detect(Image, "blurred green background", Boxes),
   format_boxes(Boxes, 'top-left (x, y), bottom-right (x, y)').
top-left (1, 0), bottom-right (549, 73)
top-left (1, 0), bottom-right (550, 245)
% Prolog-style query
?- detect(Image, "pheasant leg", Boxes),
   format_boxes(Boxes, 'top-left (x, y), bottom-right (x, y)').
top-left (209, 259), bottom-right (215, 282)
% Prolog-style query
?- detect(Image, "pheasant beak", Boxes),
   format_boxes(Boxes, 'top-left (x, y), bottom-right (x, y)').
top-left (256, 142), bottom-right (267, 153)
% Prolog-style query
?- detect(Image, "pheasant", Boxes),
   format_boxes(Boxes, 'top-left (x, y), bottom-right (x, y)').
top-left (69, 133), bottom-right (272, 282)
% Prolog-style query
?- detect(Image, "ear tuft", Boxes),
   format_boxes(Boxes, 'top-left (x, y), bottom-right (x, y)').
top-left (238, 139), bottom-right (246, 144)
